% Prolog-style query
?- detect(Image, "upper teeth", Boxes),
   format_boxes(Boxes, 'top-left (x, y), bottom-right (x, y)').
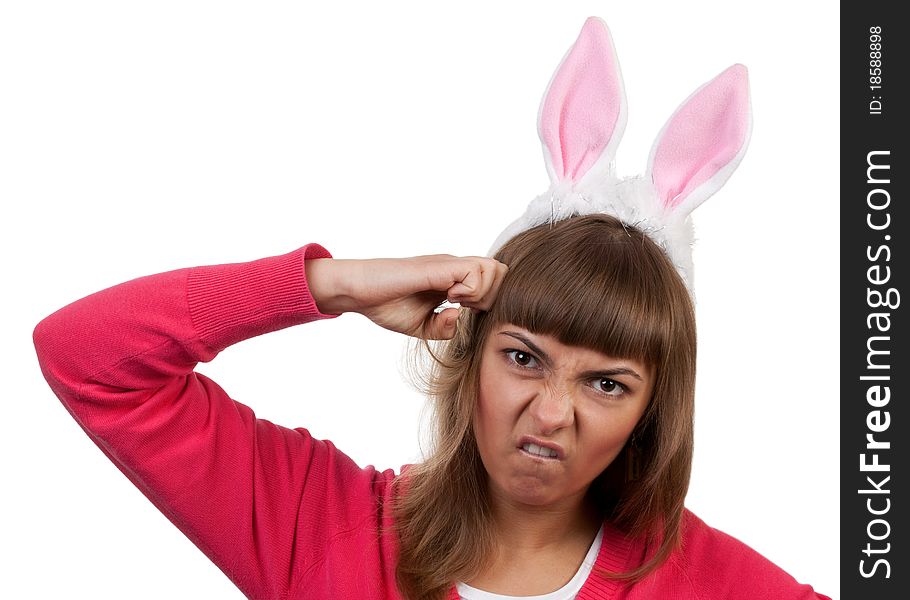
top-left (522, 443), bottom-right (557, 458)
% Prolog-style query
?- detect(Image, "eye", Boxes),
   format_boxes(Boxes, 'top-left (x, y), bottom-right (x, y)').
top-left (503, 349), bottom-right (540, 370)
top-left (591, 377), bottom-right (627, 397)
top-left (502, 349), bottom-right (631, 397)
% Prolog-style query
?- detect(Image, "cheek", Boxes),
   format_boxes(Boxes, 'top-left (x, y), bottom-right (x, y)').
top-left (474, 362), bottom-right (522, 451)
top-left (594, 433), bottom-right (630, 466)
top-left (474, 378), bottom-right (504, 445)
top-left (579, 408), bottom-right (643, 467)
top-left (472, 397), bottom-right (489, 447)
top-left (473, 386), bottom-right (508, 477)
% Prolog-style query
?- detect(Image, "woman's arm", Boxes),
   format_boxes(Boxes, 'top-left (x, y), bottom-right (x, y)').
top-left (675, 510), bottom-right (833, 600)
top-left (31, 243), bottom-right (389, 599)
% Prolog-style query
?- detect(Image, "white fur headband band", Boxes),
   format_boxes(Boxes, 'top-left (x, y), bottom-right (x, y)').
top-left (486, 16), bottom-right (753, 297)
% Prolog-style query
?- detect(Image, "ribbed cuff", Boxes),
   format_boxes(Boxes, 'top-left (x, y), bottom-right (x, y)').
top-left (187, 243), bottom-right (339, 354)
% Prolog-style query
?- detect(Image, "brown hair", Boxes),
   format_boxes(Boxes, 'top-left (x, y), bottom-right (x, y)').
top-left (391, 213), bottom-right (697, 600)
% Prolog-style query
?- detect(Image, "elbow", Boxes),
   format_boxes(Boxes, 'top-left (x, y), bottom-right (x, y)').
top-left (33, 311), bottom-right (57, 371)
top-left (33, 310), bottom-right (68, 391)
top-left (33, 306), bottom-right (89, 400)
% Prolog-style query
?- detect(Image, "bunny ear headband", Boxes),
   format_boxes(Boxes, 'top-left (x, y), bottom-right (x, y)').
top-left (487, 16), bottom-right (753, 298)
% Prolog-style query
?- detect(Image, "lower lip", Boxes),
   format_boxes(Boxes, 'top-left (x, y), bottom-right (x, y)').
top-left (518, 447), bottom-right (561, 462)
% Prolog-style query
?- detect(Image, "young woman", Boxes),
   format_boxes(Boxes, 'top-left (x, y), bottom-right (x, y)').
top-left (33, 214), bottom-right (829, 599)
top-left (32, 17), bottom-right (831, 600)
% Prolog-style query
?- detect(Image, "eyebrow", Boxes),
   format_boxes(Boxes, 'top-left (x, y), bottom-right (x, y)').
top-left (498, 331), bottom-right (645, 382)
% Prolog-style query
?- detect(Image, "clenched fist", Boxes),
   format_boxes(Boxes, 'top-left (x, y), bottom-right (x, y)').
top-left (305, 254), bottom-right (509, 340)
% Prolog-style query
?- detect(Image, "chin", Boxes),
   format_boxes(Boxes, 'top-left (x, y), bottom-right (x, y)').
top-left (505, 479), bottom-right (563, 507)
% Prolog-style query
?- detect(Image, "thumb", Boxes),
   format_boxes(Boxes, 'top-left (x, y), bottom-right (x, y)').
top-left (426, 307), bottom-right (461, 340)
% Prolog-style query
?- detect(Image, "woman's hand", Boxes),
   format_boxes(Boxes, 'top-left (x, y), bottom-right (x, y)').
top-left (305, 254), bottom-right (509, 339)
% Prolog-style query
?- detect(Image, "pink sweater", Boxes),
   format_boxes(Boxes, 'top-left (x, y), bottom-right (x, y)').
top-left (33, 244), bottom-right (830, 600)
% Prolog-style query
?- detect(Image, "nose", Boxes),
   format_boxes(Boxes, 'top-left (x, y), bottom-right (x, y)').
top-left (529, 381), bottom-right (575, 435)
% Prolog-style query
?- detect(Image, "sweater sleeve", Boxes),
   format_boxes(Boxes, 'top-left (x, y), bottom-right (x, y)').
top-left (677, 511), bottom-right (832, 600)
top-left (32, 244), bottom-right (392, 600)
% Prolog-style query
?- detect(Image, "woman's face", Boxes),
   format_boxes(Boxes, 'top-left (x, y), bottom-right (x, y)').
top-left (473, 322), bottom-right (654, 510)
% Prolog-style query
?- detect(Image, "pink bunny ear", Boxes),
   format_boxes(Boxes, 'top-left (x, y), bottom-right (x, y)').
top-left (538, 16), bottom-right (627, 186)
top-left (647, 64), bottom-right (752, 217)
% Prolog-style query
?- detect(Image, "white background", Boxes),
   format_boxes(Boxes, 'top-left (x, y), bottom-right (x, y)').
top-left (2, 1), bottom-right (838, 598)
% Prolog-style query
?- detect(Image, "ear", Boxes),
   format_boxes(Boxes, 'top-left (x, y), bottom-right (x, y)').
top-left (646, 64), bottom-right (752, 217)
top-left (537, 16), bottom-right (627, 187)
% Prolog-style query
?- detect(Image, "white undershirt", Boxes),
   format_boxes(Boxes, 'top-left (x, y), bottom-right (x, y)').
top-left (456, 524), bottom-right (604, 600)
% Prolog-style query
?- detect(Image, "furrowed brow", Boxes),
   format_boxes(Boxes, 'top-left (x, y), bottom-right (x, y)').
top-left (498, 331), bottom-right (644, 382)
top-left (498, 332), bottom-right (554, 368)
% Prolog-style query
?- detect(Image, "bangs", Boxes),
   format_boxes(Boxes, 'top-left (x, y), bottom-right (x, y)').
top-left (486, 215), bottom-right (687, 367)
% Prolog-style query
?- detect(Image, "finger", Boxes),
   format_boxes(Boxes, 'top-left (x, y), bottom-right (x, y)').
top-left (474, 259), bottom-right (502, 309)
top-left (466, 257), bottom-right (500, 296)
top-left (447, 259), bottom-right (485, 300)
top-left (482, 260), bottom-right (509, 310)
top-left (424, 307), bottom-right (460, 340)
top-left (462, 259), bottom-right (508, 311)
